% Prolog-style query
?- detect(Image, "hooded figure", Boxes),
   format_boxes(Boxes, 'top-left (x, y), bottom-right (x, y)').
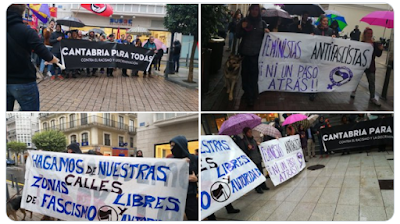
top-left (314, 116), bottom-right (328, 158)
top-left (169, 136), bottom-right (198, 220)
top-left (67, 143), bottom-right (82, 154)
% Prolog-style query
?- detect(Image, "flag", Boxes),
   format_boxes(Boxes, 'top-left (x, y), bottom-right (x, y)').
top-left (117, 26), bottom-right (120, 40)
top-left (80, 4), bottom-right (113, 17)
top-left (28, 4), bottom-right (50, 23)
top-left (50, 7), bottom-right (57, 17)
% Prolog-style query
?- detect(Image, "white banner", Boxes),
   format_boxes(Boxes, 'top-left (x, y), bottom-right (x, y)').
top-left (21, 151), bottom-right (188, 221)
top-left (259, 135), bottom-right (306, 186)
top-left (200, 136), bottom-right (266, 219)
top-left (258, 32), bottom-right (374, 93)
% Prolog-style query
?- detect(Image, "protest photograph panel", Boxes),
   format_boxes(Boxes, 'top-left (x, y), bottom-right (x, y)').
top-left (201, 4), bottom-right (394, 111)
top-left (7, 4), bottom-right (198, 111)
top-left (6, 113), bottom-right (199, 221)
top-left (200, 113), bottom-right (393, 221)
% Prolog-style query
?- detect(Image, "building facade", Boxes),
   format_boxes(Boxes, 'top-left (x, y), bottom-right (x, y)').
top-left (6, 113), bottom-right (39, 149)
top-left (39, 113), bottom-right (137, 156)
top-left (136, 113), bottom-right (198, 158)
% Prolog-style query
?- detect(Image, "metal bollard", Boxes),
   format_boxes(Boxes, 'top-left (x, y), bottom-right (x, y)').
top-left (15, 178), bottom-right (20, 193)
top-left (11, 174), bottom-right (14, 188)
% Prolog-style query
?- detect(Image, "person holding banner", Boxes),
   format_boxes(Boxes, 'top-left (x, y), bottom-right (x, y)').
top-left (121, 35), bottom-right (133, 77)
top-left (240, 127), bottom-right (269, 193)
top-left (106, 34), bottom-right (116, 77)
top-left (39, 19), bottom-right (55, 77)
top-left (289, 11), bottom-right (314, 34)
top-left (350, 27), bottom-right (383, 107)
top-left (86, 31), bottom-right (99, 77)
top-left (49, 23), bottom-right (65, 80)
top-left (236, 4), bottom-right (269, 107)
top-left (143, 36), bottom-right (157, 77)
top-left (340, 115), bottom-right (351, 155)
top-left (170, 136), bottom-right (199, 220)
top-left (314, 116), bottom-right (328, 158)
top-left (131, 39), bottom-right (143, 77)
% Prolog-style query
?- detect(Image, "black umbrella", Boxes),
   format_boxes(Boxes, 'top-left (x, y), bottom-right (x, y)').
top-left (282, 4), bottom-right (325, 17)
top-left (56, 17), bottom-right (85, 27)
top-left (89, 28), bottom-right (105, 35)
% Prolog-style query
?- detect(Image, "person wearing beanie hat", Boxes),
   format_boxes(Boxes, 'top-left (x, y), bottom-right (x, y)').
top-left (67, 143), bottom-right (82, 154)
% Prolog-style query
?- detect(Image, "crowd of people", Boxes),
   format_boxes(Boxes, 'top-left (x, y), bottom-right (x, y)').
top-left (223, 4), bottom-right (384, 107)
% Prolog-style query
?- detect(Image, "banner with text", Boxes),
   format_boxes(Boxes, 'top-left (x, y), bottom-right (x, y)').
top-left (320, 117), bottom-right (393, 151)
top-left (60, 39), bottom-right (154, 71)
top-left (21, 151), bottom-right (188, 221)
top-left (200, 135), bottom-right (266, 219)
top-left (258, 32), bottom-right (374, 93)
top-left (259, 135), bottom-right (306, 186)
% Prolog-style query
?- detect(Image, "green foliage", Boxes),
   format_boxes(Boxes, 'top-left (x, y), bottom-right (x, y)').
top-left (7, 141), bottom-right (26, 153)
top-left (32, 130), bottom-right (67, 152)
top-left (164, 4), bottom-right (198, 40)
top-left (201, 5), bottom-right (229, 47)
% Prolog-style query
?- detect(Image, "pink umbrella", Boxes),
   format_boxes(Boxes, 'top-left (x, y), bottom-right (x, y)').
top-left (253, 124), bottom-right (282, 138)
top-left (282, 114), bottom-right (308, 126)
top-left (142, 38), bottom-right (167, 52)
top-left (218, 114), bottom-right (261, 135)
top-left (360, 11), bottom-right (394, 29)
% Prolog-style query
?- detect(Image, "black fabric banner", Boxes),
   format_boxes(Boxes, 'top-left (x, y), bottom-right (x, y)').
top-left (60, 39), bottom-right (154, 71)
top-left (320, 117), bottom-right (393, 151)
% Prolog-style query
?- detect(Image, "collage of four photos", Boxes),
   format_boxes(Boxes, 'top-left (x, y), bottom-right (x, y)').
top-left (5, 2), bottom-right (395, 222)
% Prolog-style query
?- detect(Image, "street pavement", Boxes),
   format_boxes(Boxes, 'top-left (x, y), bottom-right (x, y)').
top-left (202, 43), bottom-right (393, 111)
top-left (212, 149), bottom-right (394, 221)
top-left (12, 68), bottom-right (198, 111)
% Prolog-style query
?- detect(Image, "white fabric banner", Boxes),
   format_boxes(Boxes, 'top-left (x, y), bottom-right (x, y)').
top-left (259, 135), bottom-right (306, 186)
top-left (200, 135), bottom-right (266, 219)
top-left (258, 32), bottom-right (374, 93)
top-left (21, 151), bottom-right (188, 221)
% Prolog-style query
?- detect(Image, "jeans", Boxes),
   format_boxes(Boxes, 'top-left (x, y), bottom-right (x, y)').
top-left (241, 55), bottom-right (259, 102)
top-left (354, 71), bottom-right (376, 99)
top-left (51, 52), bottom-right (61, 76)
top-left (39, 46), bottom-right (53, 74)
top-left (173, 55), bottom-right (180, 72)
top-left (7, 82), bottom-right (40, 111)
top-left (229, 32), bottom-right (234, 49)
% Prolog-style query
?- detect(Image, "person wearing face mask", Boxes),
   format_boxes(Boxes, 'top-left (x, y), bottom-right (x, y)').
top-left (169, 136), bottom-right (198, 220)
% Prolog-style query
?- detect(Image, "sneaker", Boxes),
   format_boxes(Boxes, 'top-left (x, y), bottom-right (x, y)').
top-left (255, 188), bottom-right (264, 194)
top-left (58, 75), bottom-right (64, 80)
top-left (51, 75), bottom-right (56, 80)
top-left (370, 98), bottom-right (381, 106)
top-left (350, 91), bottom-right (356, 98)
top-left (47, 71), bottom-right (52, 77)
top-left (226, 208), bottom-right (240, 214)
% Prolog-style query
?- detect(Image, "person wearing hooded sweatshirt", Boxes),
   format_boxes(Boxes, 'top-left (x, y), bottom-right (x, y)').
top-left (314, 116), bottom-right (328, 158)
top-left (172, 40), bottom-right (182, 73)
top-left (330, 20), bottom-right (340, 38)
top-left (7, 4), bottom-right (59, 111)
top-left (67, 143), bottom-right (82, 154)
top-left (350, 25), bottom-right (361, 41)
top-left (49, 23), bottom-right (65, 79)
top-left (236, 4), bottom-right (269, 107)
top-left (169, 136), bottom-right (198, 220)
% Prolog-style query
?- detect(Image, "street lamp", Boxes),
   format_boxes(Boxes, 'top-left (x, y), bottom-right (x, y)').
top-left (164, 32), bottom-right (175, 78)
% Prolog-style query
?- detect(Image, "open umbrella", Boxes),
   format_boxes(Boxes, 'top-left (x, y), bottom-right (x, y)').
top-left (293, 119), bottom-right (311, 133)
top-left (57, 17), bottom-right (85, 27)
top-left (307, 115), bottom-right (319, 125)
top-left (361, 11), bottom-right (394, 37)
top-left (142, 38), bottom-right (167, 51)
top-left (90, 28), bottom-right (105, 35)
top-left (218, 114), bottom-right (261, 135)
top-left (282, 114), bottom-right (308, 126)
top-left (262, 7), bottom-right (292, 19)
top-left (127, 26), bottom-right (152, 36)
top-left (282, 4), bottom-right (325, 17)
top-left (253, 124), bottom-right (282, 138)
top-left (28, 4), bottom-right (50, 23)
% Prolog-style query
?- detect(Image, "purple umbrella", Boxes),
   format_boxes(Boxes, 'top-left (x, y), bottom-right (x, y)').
top-left (253, 124), bottom-right (282, 138)
top-left (218, 114), bottom-right (261, 135)
top-left (282, 114), bottom-right (308, 126)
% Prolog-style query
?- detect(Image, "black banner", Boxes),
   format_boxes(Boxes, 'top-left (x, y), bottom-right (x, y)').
top-left (320, 117), bottom-right (393, 151)
top-left (60, 39), bottom-right (154, 71)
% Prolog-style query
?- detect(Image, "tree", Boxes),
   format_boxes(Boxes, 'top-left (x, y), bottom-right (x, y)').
top-left (164, 4), bottom-right (198, 83)
top-left (32, 130), bottom-right (67, 152)
top-left (7, 141), bottom-right (26, 164)
top-left (200, 5), bottom-right (229, 48)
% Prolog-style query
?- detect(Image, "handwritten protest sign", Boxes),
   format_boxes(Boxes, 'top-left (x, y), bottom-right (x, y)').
top-left (60, 39), bottom-right (154, 71)
top-left (259, 135), bottom-right (305, 186)
top-left (21, 151), bottom-right (188, 221)
top-left (258, 32), bottom-right (374, 93)
top-left (200, 135), bottom-right (266, 219)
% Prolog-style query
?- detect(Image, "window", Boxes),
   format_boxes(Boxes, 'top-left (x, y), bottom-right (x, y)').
top-left (132, 4), bottom-right (139, 12)
top-left (124, 4), bottom-right (132, 12)
top-left (71, 135), bottom-right (77, 144)
top-left (166, 113), bottom-right (175, 119)
top-left (50, 120), bottom-right (55, 130)
top-left (70, 114), bottom-right (75, 128)
top-left (119, 136), bottom-right (124, 144)
top-left (104, 113), bottom-right (110, 126)
top-left (43, 122), bottom-right (48, 130)
top-left (130, 137), bottom-right (134, 148)
top-left (140, 5), bottom-right (147, 13)
top-left (156, 5), bottom-right (163, 13)
top-left (104, 134), bottom-right (110, 146)
top-left (119, 116), bottom-right (124, 129)
top-left (177, 113), bottom-right (187, 117)
top-left (148, 5), bottom-right (155, 13)
top-left (156, 113), bottom-right (164, 121)
top-left (116, 4), bottom-right (124, 11)
top-left (81, 113), bottom-right (88, 125)
top-left (82, 133), bottom-right (88, 143)
top-left (129, 120), bottom-right (134, 132)
top-left (59, 117), bottom-right (65, 130)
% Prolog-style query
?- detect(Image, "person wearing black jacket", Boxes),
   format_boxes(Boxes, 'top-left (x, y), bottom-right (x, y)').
top-left (172, 40), bottom-right (181, 73)
top-left (350, 25), bottom-right (361, 41)
top-left (330, 20), bottom-right (340, 38)
top-left (314, 116), bottom-right (328, 158)
top-left (288, 11), bottom-right (314, 34)
top-left (306, 127), bottom-right (316, 159)
top-left (170, 136), bottom-right (198, 220)
top-left (7, 4), bottom-right (58, 111)
top-left (49, 24), bottom-right (65, 78)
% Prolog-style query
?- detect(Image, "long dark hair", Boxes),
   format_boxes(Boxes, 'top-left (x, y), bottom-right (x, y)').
top-left (246, 4), bottom-right (261, 22)
top-left (318, 15), bottom-right (328, 29)
top-left (298, 124), bottom-right (304, 131)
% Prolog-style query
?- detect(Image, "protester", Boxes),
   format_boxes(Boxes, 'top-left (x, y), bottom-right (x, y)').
top-left (7, 4), bottom-right (59, 111)
top-left (236, 4), bottom-right (268, 107)
top-left (351, 27), bottom-right (383, 106)
top-left (136, 150), bottom-right (143, 157)
top-left (330, 20), bottom-right (340, 37)
top-left (121, 35), bottom-right (133, 77)
top-left (118, 34), bottom-right (127, 44)
top-left (314, 116), bottom-right (328, 158)
top-left (106, 34), bottom-right (116, 77)
top-left (49, 24), bottom-right (65, 80)
top-left (77, 30), bottom-right (83, 39)
top-left (306, 127), bottom-right (316, 159)
top-left (350, 25), bottom-right (361, 41)
top-left (286, 125), bottom-right (296, 136)
top-left (172, 40), bottom-right (182, 73)
top-left (340, 115), bottom-right (351, 155)
top-left (39, 19), bottom-right (55, 77)
top-left (169, 136), bottom-right (198, 220)
top-left (239, 127), bottom-right (269, 193)
top-left (67, 143), bottom-right (82, 154)
top-left (143, 36), bottom-right (157, 77)
top-left (86, 31), bottom-right (99, 77)
top-left (65, 30), bottom-right (79, 78)
top-left (268, 17), bottom-right (287, 32)
top-left (227, 11), bottom-right (242, 51)
top-left (297, 124), bottom-right (308, 162)
top-left (131, 39), bottom-right (142, 77)
top-left (289, 11), bottom-right (314, 34)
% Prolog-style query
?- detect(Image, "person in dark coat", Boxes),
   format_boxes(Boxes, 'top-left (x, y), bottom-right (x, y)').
top-left (297, 124), bottom-right (308, 162)
top-left (306, 127), bottom-right (316, 159)
top-left (340, 115), bottom-right (351, 155)
top-left (239, 127), bottom-right (269, 193)
top-left (227, 11), bottom-right (242, 51)
top-left (67, 143), bottom-right (82, 154)
top-left (153, 48), bottom-right (164, 71)
top-left (330, 20), bottom-right (340, 37)
top-left (236, 4), bottom-right (269, 107)
top-left (169, 136), bottom-right (198, 220)
top-left (350, 25), bottom-right (361, 41)
top-left (172, 40), bottom-right (181, 73)
top-left (7, 4), bottom-right (58, 111)
top-left (289, 11), bottom-right (314, 34)
top-left (314, 116), bottom-right (328, 158)
top-left (49, 23), bottom-right (65, 78)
